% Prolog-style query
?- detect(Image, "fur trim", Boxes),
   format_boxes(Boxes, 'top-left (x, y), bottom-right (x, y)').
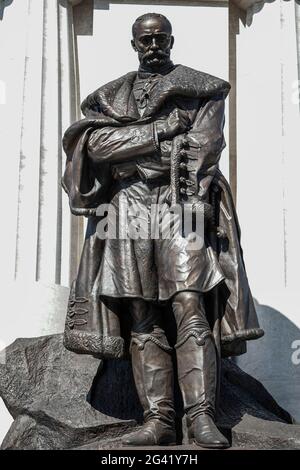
top-left (221, 328), bottom-right (264, 344)
top-left (63, 329), bottom-right (125, 359)
top-left (143, 65), bottom-right (230, 117)
top-left (80, 65), bottom-right (231, 119)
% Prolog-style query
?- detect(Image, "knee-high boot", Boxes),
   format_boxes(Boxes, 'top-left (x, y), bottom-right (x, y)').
top-left (122, 331), bottom-right (176, 446)
top-left (176, 330), bottom-right (229, 448)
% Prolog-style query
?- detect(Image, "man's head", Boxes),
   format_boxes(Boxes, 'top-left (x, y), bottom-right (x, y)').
top-left (131, 13), bottom-right (174, 72)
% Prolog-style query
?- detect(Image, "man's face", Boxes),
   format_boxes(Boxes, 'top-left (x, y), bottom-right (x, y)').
top-left (131, 17), bottom-right (174, 71)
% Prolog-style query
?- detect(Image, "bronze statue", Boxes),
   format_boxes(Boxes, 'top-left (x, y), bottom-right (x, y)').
top-left (62, 13), bottom-right (264, 448)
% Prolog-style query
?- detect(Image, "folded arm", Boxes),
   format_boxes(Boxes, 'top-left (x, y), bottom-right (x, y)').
top-left (87, 123), bottom-right (159, 164)
top-left (87, 107), bottom-right (191, 166)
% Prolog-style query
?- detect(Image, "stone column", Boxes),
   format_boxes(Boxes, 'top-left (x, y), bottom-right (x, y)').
top-left (0, 0), bottom-right (85, 346)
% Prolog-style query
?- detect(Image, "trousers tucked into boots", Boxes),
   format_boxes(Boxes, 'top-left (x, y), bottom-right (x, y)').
top-left (122, 300), bottom-right (176, 446)
top-left (122, 293), bottom-right (229, 448)
top-left (173, 292), bottom-right (216, 421)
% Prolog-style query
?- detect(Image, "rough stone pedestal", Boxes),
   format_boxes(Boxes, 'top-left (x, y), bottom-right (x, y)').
top-left (0, 334), bottom-right (299, 450)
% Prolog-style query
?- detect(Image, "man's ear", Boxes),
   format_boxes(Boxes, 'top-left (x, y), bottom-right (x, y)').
top-left (131, 39), bottom-right (137, 52)
top-left (170, 36), bottom-right (174, 49)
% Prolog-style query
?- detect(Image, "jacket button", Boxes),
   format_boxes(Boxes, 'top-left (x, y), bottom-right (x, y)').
top-left (186, 189), bottom-right (195, 196)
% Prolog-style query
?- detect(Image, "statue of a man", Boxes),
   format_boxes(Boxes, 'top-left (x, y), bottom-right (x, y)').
top-left (62, 13), bottom-right (264, 448)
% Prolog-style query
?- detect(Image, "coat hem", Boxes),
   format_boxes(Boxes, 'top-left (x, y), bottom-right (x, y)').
top-left (221, 328), bottom-right (264, 344)
top-left (99, 276), bottom-right (225, 303)
top-left (63, 329), bottom-right (125, 359)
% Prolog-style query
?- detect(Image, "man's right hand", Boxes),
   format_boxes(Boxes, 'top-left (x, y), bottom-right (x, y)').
top-left (155, 108), bottom-right (191, 141)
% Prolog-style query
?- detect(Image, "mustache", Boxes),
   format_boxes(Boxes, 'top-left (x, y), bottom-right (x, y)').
top-left (142, 50), bottom-right (169, 61)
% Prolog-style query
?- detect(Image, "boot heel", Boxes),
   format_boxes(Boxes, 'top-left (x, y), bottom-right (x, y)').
top-left (190, 415), bottom-right (230, 449)
top-left (126, 335), bottom-right (176, 447)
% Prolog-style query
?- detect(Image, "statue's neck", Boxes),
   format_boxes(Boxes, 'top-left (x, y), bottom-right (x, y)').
top-left (138, 60), bottom-right (175, 77)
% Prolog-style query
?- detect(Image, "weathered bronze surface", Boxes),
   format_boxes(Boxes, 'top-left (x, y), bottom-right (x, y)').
top-left (62, 13), bottom-right (264, 448)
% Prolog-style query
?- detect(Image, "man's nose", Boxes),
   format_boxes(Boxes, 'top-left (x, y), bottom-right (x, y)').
top-left (150, 38), bottom-right (159, 50)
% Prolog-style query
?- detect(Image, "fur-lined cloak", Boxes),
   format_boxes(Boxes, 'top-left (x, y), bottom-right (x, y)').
top-left (62, 65), bottom-right (264, 359)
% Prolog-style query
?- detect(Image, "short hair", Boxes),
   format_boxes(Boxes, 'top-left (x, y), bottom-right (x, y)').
top-left (132, 13), bottom-right (172, 38)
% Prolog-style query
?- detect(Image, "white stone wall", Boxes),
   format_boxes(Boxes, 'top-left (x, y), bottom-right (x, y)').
top-left (234, 0), bottom-right (300, 422)
top-left (0, 0), bottom-right (82, 340)
top-left (0, 0), bottom-right (78, 441)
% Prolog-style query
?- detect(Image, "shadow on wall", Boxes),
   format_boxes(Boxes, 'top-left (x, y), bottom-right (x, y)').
top-left (0, 0), bottom-right (13, 21)
top-left (234, 300), bottom-right (300, 422)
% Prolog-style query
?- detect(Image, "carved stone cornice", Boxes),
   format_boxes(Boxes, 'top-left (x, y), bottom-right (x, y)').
top-left (231, 0), bottom-right (262, 10)
top-left (67, 0), bottom-right (263, 12)
top-left (68, 0), bottom-right (85, 5)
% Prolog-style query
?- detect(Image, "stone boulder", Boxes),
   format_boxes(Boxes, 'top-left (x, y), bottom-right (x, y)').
top-left (0, 334), bottom-right (140, 449)
top-left (0, 334), bottom-right (299, 450)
